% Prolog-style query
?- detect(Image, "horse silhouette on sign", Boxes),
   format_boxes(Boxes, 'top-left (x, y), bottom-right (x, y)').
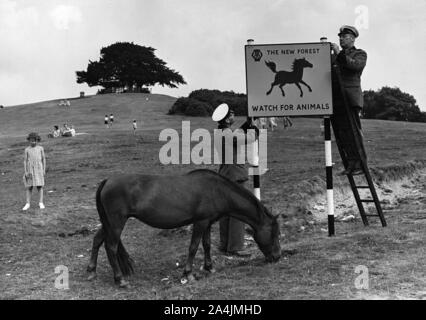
top-left (265, 58), bottom-right (313, 97)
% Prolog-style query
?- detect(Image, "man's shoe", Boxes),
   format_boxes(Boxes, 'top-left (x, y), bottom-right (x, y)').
top-left (339, 165), bottom-right (363, 176)
top-left (227, 249), bottom-right (252, 257)
top-left (22, 203), bottom-right (30, 211)
top-left (339, 168), bottom-right (352, 175)
top-left (39, 203), bottom-right (45, 209)
top-left (339, 160), bottom-right (362, 176)
top-left (351, 168), bottom-right (364, 175)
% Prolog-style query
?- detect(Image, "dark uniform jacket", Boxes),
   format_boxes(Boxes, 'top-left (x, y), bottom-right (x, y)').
top-left (216, 123), bottom-right (257, 183)
top-left (332, 46), bottom-right (367, 108)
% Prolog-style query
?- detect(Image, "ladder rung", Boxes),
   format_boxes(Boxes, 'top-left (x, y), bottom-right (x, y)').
top-left (355, 186), bottom-right (370, 189)
top-left (365, 214), bottom-right (380, 217)
top-left (360, 199), bottom-right (375, 203)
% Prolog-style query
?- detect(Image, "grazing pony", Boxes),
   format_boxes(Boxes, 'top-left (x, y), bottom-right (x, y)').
top-left (87, 169), bottom-right (281, 287)
top-left (265, 58), bottom-right (313, 97)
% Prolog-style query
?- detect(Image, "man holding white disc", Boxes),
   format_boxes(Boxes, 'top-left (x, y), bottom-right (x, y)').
top-left (212, 103), bottom-right (257, 257)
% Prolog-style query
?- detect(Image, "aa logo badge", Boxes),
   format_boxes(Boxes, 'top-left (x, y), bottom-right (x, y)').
top-left (252, 49), bottom-right (263, 62)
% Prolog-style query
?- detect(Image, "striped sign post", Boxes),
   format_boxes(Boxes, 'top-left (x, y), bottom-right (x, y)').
top-left (252, 139), bottom-right (261, 200)
top-left (324, 116), bottom-right (334, 236)
top-left (247, 39), bottom-right (261, 201)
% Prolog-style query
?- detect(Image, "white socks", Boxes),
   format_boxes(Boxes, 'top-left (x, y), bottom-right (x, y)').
top-left (22, 203), bottom-right (45, 210)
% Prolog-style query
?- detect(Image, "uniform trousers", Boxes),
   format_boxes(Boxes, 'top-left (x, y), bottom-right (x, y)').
top-left (331, 97), bottom-right (367, 164)
top-left (219, 180), bottom-right (247, 252)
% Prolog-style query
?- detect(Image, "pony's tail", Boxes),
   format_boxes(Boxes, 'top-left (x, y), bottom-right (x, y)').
top-left (96, 179), bottom-right (134, 276)
top-left (117, 241), bottom-right (135, 276)
top-left (96, 179), bottom-right (110, 235)
top-left (265, 61), bottom-right (277, 73)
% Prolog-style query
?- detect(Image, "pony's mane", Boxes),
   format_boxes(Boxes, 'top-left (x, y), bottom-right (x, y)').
top-left (291, 58), bottom-right (301, 70)
top-left (186, 169), bottom-right (273, 219)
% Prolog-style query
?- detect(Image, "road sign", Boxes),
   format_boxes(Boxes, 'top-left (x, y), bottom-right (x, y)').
top-left (245, 42), bottom-right (333, 117)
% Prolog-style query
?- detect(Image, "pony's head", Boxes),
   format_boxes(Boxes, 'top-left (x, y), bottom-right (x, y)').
top-left (253, 204), bottom-right (281, 262)
top-left (293, 57), bottom-right (313, 70)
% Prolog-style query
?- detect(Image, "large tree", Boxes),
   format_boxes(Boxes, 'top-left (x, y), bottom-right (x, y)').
top-left (363, 86), bottom-right (425, 122)
top-left (76, 42), bottom-right (186, 92)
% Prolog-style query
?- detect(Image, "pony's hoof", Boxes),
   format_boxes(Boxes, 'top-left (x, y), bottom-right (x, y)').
top-left (87, 272), bottom-right (97, 281)
top-left (118, 279), bottom-right (130, 289)
top-left (181, 273), bottom-right (196, 284)
top-left (206, 268), bottom-right (216, 274)
top-left (187, 274), bottom-right (196, 282)
top-left (200, 265), bottom-right (215, 273)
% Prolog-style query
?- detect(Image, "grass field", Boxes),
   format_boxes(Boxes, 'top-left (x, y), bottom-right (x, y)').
top-left (0, 93), bottom-right (425, 299)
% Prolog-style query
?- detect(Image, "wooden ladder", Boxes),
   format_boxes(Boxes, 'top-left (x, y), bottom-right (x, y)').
top-left (331, 65), bottom-right (387, 227)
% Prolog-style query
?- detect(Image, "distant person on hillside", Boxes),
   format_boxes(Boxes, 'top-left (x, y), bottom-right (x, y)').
top-left (62, 124), bottom-right (76, 137)
top-left (53, 125), bottom-right (61, 137)
top-left (61, 123), bottom-right (70, 136)
top-left (48, 125), bottom-right (61, 138)
top-left (268, 117), bottom-right (277, 131)
top-left (132, 120), bottom-right (137, 134)
top-left (282, 116), bottom-right (293, 129)
top-left (109, 114), bottom-right (114, 127)
top-left (105, 115), bottom-right (109, 128)
top-left (254, 117), bottom-right (267, 129)
top-left (70, 125), bottom-right (76, 137)
top-left (22, 132), bottom-right (46, 211)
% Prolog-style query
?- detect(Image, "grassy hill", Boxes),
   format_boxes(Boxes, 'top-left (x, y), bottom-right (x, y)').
top-left (0, 93), bottom-right (178, 138)
top-left (0, 92), bottom-right (426, 299)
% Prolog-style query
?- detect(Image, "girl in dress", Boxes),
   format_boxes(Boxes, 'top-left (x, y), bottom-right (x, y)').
top-left (23, 132), bottom-right (46, 210)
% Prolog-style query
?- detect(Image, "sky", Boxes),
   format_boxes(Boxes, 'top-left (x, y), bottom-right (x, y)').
top-left (1, 0), bottom-right (425, 110)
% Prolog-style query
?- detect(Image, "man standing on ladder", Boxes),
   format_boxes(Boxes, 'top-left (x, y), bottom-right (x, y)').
top-left (330, 25), bottom-right (367, 175)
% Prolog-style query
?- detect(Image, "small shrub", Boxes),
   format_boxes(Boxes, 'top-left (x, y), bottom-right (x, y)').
top-left (186, 103), bottom-right (210, 117)
top-left (168, 97), bottom-right (212, 116)
top-left (169, 89), bottom-right (247, 117)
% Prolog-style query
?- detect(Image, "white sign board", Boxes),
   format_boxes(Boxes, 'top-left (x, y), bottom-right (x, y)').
top-left (245, 42), bottom-right (333, 117)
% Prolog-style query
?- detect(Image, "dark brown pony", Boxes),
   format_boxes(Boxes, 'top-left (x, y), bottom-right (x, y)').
top-left (87, 169), bottom-right (281, 287)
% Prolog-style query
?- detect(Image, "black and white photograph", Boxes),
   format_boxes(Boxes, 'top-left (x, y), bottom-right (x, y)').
top-left (0, 0), bottom-right (425, 305)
